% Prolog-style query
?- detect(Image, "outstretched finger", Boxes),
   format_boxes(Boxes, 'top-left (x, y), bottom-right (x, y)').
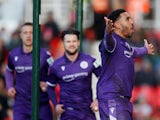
top-left (144, 39), bottom-right (148, 46)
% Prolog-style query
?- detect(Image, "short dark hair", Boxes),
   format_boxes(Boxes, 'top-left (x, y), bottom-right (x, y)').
top-left (21, 22), bottom-right (33, 27)
top-left (61, 29), bottom-right (80, 41)
top-left (108, 9), bottom-right (126, 23)
top-left (20, 22), bottom-right (33, 32)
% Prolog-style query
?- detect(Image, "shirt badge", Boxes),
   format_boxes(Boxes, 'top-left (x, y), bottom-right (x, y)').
top-left (61, 66), bottom-right (65, 71)
top-left (14, 56), bottom-right (18, 62)
top-left (46, 51), bottom-right (51, 55)
top-left (47, 57), bottom-right (54, 66)
top-left (93, 60), bottom-right (100, 68)
top-left (80, 61), bottom-right (88, 69)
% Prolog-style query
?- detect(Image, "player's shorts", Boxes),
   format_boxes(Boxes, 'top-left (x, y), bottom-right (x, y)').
top-left (60, 106), bottom-right (96, 120)
top-left (98, 96), bottom-right (133, 120)
top-left (39, 102), bottom-right (53, 120)
top-left (13, 101), bottom-right (53, 120)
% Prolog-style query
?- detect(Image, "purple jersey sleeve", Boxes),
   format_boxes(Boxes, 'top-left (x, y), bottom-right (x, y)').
top-left (47, 85), bottom-right (58, 106)
top-left (7, 52), bottom-right (15, 70)
top-left (133, 46), bottom-right (148, 57)
top-left (92, 59), bottom-right (101, 77)
top-left (103, 31), bottom-right (117, 53)
top-left (47, 65), bottom-right (58, 86)
top-left (5, 69), bottom-right (14, 89)
top-left (40, 49), bottom-right (54, 82)
top-left (39, 49), bottom-right (54, 103)
top-left (5, 52), bottom-right (15, 89)
top-left (47, 65), bottom-right (58, 106)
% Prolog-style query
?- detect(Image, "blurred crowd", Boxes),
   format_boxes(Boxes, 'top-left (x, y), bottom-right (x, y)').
top-left (0, 0), bottom-right (160, 120)
top-left (130, 28), bottom-right (160, 120)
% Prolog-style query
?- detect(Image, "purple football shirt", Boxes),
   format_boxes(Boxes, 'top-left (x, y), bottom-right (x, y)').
top-left (97, 32), bottom-right (148, 101)
top-left (5, 46), bottom-right (54, 120)
top-left (47, 52), bottom-right (101, 119)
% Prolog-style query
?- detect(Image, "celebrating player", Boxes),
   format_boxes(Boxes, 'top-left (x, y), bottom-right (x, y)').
top-left (97, 9), bottom-right (154, 120)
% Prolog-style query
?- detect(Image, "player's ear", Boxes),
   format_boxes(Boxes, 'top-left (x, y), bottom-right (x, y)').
top-left (114, 21), bottom-right (120, 29)
top-left (78, 39), bottom-right (80, 46)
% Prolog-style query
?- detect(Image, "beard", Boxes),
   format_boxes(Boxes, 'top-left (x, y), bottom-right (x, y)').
top-left (125, 33), bottom-right (133, 38)
top-left (65, 49), bottom-right (78, 55)
top-left (121, 25), bottom-right (134, 38)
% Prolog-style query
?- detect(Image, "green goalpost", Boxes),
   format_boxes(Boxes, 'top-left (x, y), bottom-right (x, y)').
top-left (32, 0), bottom-right (41, 120)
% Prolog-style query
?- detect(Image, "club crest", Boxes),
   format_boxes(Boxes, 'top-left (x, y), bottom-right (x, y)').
top-left (80, 61), bottom-right (88, 69)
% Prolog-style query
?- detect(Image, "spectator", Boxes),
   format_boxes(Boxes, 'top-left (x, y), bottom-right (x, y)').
top-left (41, 11), bottom-right (60, 48)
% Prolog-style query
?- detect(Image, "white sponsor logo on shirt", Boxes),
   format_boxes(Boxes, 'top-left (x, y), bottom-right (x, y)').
top-left (124, 42), bottom-right (134, 58)
top-left (15, 66), bottom-right (32, 73)
top-left (124, 50), bottom-right (133, 58)
top-left (62, 72), bottom-right (88, 82)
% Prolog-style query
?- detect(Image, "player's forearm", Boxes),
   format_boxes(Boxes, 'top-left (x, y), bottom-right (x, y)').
top-left (47, 85), bottom-right (58, 106)
top-left (104, 31), bottom-right (116, 52)
top-left (133, 47), bottom-right (148, 57)
top-left (5, 69), bottom-right (14, 89)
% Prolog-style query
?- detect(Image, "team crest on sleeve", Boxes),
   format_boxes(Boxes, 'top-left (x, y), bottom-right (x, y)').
top-left (47, 57), bottom-right (54, 66)
top-left (46, 51), bottom-right (51, 55)
top-left (93, 60), bottom-right (100, 68)
top-left (80, 61), bottom-right (88, 69)
top-left (14, 56), bottom-right (18, 62)
top-left (61, 66), bottom-right (65, 71)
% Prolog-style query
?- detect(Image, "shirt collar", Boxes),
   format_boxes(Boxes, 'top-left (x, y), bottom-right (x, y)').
top-left (20, 46), bottom-right (32, 55)
top-left (112, 32), bottom-right (127, 43)
top-left (63, 52), bottom-right (81, 63)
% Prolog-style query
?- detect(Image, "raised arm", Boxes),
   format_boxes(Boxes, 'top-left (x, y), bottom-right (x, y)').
top-left (133, 39), bottom-right (154, 57)
top-left (103, 17), bottom-right (116, 52)
top-left (144, 39), bottom-right (154, 55)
